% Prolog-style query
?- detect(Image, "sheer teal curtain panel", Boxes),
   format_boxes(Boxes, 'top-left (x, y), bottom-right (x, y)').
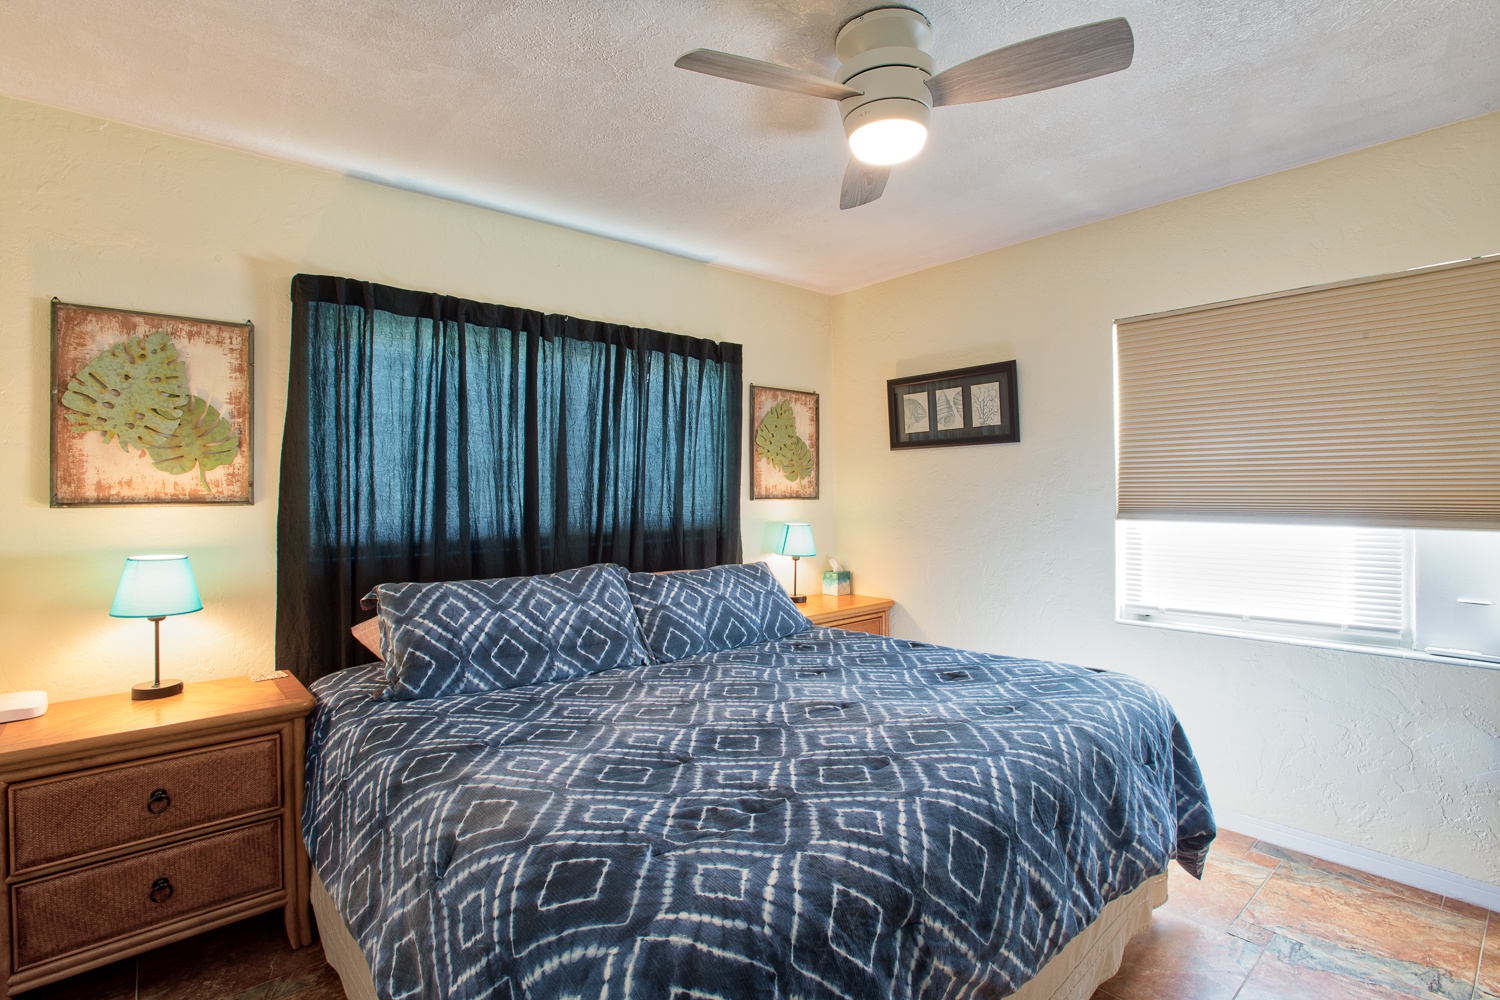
top-left (276, 275), bottom-right (742, 681)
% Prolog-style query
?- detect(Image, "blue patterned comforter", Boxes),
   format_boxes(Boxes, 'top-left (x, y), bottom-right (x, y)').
top-left (305, 628), bottom-right (1214, 1000)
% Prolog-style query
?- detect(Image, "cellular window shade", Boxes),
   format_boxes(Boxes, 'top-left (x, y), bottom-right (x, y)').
top-left (1115, 255), bottom-right (1500, 527)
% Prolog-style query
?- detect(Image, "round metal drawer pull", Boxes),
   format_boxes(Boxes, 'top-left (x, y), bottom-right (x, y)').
top-left (149, 877), bottom-right (174, 904)
top-left (146, 788), bottom-right (171, 814)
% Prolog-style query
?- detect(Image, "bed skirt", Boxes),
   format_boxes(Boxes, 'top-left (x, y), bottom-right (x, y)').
top-left (310, 870), bottom-right (1167, 1000)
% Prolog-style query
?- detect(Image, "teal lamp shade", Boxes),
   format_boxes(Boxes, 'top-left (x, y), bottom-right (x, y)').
top-left (777, 523), bottom-right (816, 604)
top-left (110, 555), bottom-right (200, 701)
top-left (777, 523), bottom-right (817, 558)
top-left (110, 555), bottom-right (203, 619)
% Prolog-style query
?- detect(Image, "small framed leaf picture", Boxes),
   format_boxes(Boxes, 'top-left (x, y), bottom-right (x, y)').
top-left (750, 384), bottom-right (818, 500)
top-left (50, 300), bottom-right (253, 505)
top-left (887, 360), bottom-right (1019, 449)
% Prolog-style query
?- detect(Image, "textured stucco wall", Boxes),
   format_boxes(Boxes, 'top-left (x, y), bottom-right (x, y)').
top-left (829, 111), bottom-right (1500, 883)
top-left (0, 95), bottom-right (834, 699)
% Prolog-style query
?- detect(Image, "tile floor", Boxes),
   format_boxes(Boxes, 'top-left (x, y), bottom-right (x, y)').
top-left (1094, 830), bottom-right (1499, 1000)
top-left (20, 829), bottom-right (1499, 1000)
top-left (24, 911), bottom-right (344, 1000)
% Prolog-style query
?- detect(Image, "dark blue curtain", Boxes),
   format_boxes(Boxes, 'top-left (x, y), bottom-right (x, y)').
top-left (276, 275), bottom-right (742, 681)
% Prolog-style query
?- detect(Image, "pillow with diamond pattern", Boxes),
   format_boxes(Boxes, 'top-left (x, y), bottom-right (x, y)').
top-left (362, 563), bottom-right (650, 700)
top-left (626, 562), bottom-right (810, 662)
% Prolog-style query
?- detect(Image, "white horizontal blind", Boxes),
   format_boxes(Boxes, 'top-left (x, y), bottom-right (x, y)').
top-left (1119, 521), bottom-right (1406, 639)
top-left (1116, 256), bottom-right (1500, 527)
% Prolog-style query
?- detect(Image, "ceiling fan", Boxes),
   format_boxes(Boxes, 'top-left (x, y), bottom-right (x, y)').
top-left (674, 7), bottom-right (1134, 209)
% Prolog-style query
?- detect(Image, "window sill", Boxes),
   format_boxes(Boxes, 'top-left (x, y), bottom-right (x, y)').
top-left (1115, 616), bottom-right (1500, 672)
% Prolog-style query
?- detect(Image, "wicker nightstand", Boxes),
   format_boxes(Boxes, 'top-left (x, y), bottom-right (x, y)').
top-left (0, 675), bottom-right (315, 997)
top-left (798, 593), bottom-right (895, 635)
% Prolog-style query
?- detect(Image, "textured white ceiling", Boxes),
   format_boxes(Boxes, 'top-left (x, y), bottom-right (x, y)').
top-left (2, 1), bottom-right (1497, 292)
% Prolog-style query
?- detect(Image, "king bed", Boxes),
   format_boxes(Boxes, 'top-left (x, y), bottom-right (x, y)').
top-left (302, 562), bottom-right (1214, 999)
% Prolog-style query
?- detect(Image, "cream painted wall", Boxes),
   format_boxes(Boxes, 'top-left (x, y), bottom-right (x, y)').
top-left (0, 95), bottom-right (834, 700)
top-left (830, 111), bottom-right (1500, 884)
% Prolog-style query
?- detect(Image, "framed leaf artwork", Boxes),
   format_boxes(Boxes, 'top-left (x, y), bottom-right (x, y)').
top-left (50, 300), bottom-right (253, 506)
top-left (887, 360), bottom-right (1019, 449)
top-left (750, 384), bottom-right (818, 500)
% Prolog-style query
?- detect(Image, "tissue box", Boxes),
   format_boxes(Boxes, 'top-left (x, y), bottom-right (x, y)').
top-left (822, 570), bottom-right (852, 596)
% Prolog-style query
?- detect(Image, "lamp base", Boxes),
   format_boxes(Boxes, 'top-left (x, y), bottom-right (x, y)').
top-left (132, 679), bottom-right (184, 701)
top-left (791, 594), bottom-right (807, 604)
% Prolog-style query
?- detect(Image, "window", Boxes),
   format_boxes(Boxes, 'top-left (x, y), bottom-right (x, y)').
top-left (1116, 521), bottom-right (1499, 665)
top-left (1118, 521), bottom-right (1406, 645)
top-left (1114, 256), bottom-right (1500, 668)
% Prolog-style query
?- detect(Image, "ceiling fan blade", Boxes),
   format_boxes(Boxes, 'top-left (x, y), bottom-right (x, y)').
top-left (840, 159), bottom-right (890, 210)
top-left (925, 17), bottom-right (1134, 107)
top-left (675, 49), bottom-right (862, 101)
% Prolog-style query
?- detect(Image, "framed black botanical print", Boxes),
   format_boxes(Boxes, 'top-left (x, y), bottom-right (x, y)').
top-left (887, 360), bottom-right (1018, 449)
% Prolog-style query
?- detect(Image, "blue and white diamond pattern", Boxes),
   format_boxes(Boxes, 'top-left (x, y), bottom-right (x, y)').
top-left (627, 561), bottom-right (810, 662)
top-left (305, 628), bottom-right (1215, 1000)
top-left (366, 562), bottom-right (650, 700)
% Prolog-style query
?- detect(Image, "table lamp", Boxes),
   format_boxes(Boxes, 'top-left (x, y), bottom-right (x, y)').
top-left (777, 523), bottom-right (817, 604)
top-left (110, 554), bottom-right (202, 700)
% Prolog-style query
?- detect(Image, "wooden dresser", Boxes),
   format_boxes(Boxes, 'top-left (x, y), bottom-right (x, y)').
top-left (798, 593), bottom-right (895, 635)
top-left (0, 675), bottom-right (315, 996)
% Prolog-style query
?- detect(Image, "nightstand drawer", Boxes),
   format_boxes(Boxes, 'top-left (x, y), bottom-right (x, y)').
top-left (837, 616), bottom-right (888, 636)
top-left (8, 735), bottom-right (281, 874)
top-left (12, 818), bottom-right (283, 970)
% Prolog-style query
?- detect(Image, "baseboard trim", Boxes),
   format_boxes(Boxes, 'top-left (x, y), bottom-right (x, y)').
top-left (1215, 809), bottom-right (1500, 913)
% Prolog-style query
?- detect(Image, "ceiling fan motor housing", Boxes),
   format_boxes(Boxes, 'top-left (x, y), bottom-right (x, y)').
top-left (835, 8), bottom-right (935, 142)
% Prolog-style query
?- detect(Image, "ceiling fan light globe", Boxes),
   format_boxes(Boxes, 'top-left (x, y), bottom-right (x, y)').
top-left (849, 118), bottom-right (928, 165)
